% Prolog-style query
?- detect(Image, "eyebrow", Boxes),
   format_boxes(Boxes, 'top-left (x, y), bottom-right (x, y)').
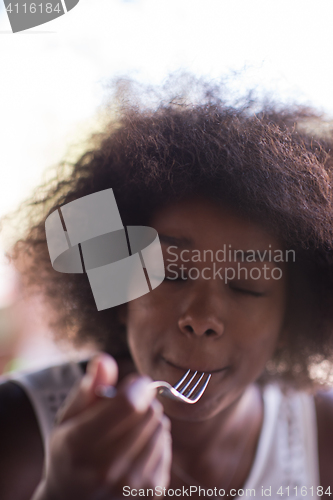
top-left (159, 234), bottom-right (194, 248)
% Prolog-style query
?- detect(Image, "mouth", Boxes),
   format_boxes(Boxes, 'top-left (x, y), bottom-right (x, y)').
top-left (161, 356), bottom-right (230, 374)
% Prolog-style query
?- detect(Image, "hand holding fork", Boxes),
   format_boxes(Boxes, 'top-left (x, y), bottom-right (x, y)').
top-left (34, 354), bottom-right (172, 500)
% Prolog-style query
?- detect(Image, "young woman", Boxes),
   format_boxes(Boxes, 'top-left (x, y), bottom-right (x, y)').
top-left (1, 80), bottom-right (333, 499)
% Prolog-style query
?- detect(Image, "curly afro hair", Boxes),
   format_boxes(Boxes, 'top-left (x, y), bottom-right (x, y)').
top-left (9, 77), bottom-right (333, 388)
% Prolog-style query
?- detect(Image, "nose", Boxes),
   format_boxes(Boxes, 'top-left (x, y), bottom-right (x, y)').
top-left (178, 288), bottom-right (225, 338)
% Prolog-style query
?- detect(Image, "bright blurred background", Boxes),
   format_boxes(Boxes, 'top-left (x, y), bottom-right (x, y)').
top-left (1, 0), bottom-right (333, 375)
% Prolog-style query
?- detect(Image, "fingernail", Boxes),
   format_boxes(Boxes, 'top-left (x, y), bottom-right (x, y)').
top-left (127, 377), bottom-right (154, 412)
top-left (99, 354), bottom-right (118, 383)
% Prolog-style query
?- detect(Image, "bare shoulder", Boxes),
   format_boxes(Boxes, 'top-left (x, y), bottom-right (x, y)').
top-left (0, 380), bottom-right (44, 500)
top-left (314, 387), bottom-right (333, 492)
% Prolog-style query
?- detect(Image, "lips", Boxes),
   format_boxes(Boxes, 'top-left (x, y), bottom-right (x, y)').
top-left (161, 356), bottom-right (230, 374)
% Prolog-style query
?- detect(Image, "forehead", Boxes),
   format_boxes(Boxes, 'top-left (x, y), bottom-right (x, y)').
top-left (150, 198), bottom-right (282, 251)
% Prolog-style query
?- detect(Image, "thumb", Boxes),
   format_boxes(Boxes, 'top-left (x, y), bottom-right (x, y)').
top-left (56, 353), bottom-right (118, 423)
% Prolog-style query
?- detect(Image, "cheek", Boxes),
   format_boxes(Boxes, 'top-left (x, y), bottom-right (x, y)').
top-left (125, 293), bottom-right (175, 372)
top-left (248, 301), bottom-right (285, 343)
top-left (126, 291), bottom-right (174, 331)
top-left (230, 295), bottom-right (287, 376)
top-left (127, 287), bottom-right (178, 334)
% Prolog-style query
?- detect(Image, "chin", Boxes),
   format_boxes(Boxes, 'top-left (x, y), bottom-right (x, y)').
top-left (157, 391), bottom-right (229, 422)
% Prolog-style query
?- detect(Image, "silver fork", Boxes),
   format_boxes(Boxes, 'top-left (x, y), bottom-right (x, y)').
top-left (96, 369), bottom-right (211, 404)
top-left (150, 369), bottom-right (211, 404)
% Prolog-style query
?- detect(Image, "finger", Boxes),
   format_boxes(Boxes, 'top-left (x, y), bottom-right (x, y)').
top-left (142, 415), bottom-right (171, 482)
top-left (104, 401), bottom-right (164, 483)
top-left (150, 421), bottom-right (172, 489)
top-left (65, 375), bottom-right (157, 451)
top-left (95, 385), bottom-right (162, 447)
top-left (123, 415), bottom-right (172, 489)
top-left (57, 354), bottom-right (118, 424)
top-left (97, 398), bottom-right (163, 455)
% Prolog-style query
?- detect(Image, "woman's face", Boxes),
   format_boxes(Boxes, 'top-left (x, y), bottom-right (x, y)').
top-left (124, 198), bottom-right (287, 420)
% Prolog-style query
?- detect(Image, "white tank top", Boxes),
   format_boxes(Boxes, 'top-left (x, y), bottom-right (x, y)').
top-left (8, 362), bottom-right (320, 499)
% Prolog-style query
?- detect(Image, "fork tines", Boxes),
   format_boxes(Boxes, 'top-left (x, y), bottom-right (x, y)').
top-left (174, 369), bottom-right (211, 400)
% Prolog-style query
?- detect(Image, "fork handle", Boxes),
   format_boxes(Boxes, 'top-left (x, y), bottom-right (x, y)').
top-left (95, 382), bottom-right (165, 399)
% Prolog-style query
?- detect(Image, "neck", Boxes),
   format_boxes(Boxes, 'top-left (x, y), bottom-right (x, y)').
top-left (170, 384), bottom-right (263, 464)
